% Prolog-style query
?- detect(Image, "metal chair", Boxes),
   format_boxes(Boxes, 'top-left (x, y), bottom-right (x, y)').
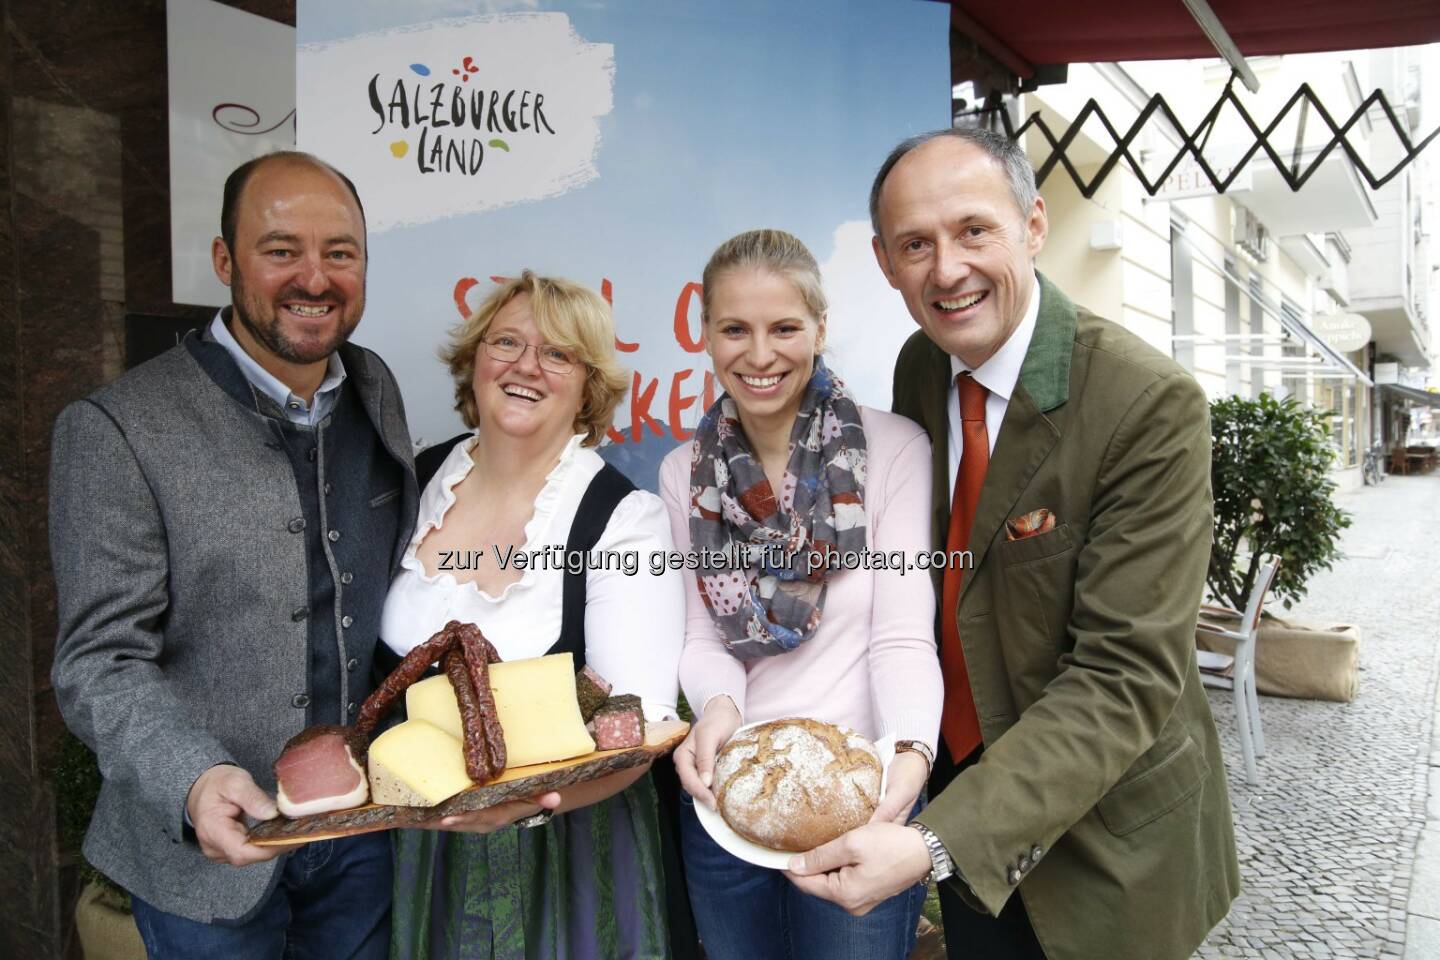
top-left (1195, 558), bottom-right (1281, 786)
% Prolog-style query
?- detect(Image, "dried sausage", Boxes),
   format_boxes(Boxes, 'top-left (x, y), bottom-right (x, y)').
top-left (444, 649), bottom-right (497, 783)
top-left (456, 623), bottom-right (508, 773)
top-left (354, 621), bottom-right (460, 737)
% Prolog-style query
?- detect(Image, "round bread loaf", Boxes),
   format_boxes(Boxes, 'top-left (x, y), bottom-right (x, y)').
top-left (713, 717), bottom-right (882, 852)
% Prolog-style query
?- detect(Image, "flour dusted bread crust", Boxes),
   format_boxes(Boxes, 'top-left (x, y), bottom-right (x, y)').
top-left (713, 718), bottom-right (882, 852)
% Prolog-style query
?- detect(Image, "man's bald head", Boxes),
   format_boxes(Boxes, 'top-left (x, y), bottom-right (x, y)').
top-left (220, 151), bottom-right (366, 255)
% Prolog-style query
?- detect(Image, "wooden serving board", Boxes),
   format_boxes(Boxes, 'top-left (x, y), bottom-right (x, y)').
top-left (248, 720), bottom-right (689, 847)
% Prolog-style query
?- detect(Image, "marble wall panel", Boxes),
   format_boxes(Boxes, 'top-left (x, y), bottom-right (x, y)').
top-left (3, 3), bottom-right (297, 953)
top-left (0, 0), bottom-right (52, 948)
top-left (0, 183), bottom-right (102, 960)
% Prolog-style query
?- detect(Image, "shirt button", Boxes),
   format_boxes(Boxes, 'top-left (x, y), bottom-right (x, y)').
top-left (346, 658), bottom-right (360, 672)
top-left (291, 606), bottom-right (309, 622)
top-left (340, 572), bottom-right (353, 585)
top-left (347, 701), bottom-right (357, 715)
top-left (341, 615), bottom-right (354, 628)
top-left (328, 529), bottom-right (341, 542)
top-left (288, 517), bottom-right (306, 534)
top-left (308, 447), bottom-right (317, 461)
top-left (288, 400), bottom-right (301, 410)
top-left (324, 482), bottom-right (333, 495)
top-left (292, 694), bottom-right (311, 708)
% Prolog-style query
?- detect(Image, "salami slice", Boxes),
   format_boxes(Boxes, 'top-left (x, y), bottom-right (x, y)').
top-left (592, 694), bottom-right (645, 750)
top-left (575, 665), bottom-right (613, 723)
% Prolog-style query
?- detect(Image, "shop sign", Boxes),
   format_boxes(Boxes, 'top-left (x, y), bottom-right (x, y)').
top-left (1313, 313), bottom-right (1372, 353)
top-left (1155, 154), bottom-right (1253, 200)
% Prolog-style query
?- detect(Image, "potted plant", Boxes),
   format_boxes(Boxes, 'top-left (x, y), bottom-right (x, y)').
top-left (1203, 392), bottom-right (1359, 702)
top-left (54, 730), bottom-right (145, 960)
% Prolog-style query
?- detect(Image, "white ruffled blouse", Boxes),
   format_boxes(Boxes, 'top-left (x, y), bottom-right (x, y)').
top-left (379, 433), bottom-right (684, 721)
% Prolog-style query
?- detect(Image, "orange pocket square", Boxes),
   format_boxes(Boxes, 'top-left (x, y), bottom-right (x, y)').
top-left (1006, 508), bottom-right (1056, 541)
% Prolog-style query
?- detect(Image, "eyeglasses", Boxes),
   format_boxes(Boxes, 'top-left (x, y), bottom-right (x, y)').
top-left (480, 333), bottom-right (580, 374)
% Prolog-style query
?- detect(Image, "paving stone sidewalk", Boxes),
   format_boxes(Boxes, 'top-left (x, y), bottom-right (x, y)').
top-left (1196, 474), bottom-right (1440, 959)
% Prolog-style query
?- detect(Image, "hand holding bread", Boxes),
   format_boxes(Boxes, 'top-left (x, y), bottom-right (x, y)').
top-left (674, 695), bottom-right (742, 808)
top-left (869, 750), bottom-right (928, 825)
top-left (785, 821), bottom-right (933, 917)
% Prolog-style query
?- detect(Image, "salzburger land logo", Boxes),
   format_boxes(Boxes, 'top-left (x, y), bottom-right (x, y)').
top-left (367, 58), bottom-right (557, 176)
top-left (300, 14), bottom-right (611, 230)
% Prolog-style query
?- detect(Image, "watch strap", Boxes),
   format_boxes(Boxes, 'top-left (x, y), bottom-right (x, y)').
top-left (893, 739), bottom-right (934, 774)
top-left (909, 821), bottom-right (955, 883)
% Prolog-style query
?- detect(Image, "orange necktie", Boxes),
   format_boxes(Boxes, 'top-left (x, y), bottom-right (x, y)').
top-left (939, 373), bottom-right (989, 761)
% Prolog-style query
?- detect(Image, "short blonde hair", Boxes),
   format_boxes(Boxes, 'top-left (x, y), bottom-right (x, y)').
top-left (700, 228), bottom-right (828, 324)
top-left (441, 271), bottom-right (628, 446)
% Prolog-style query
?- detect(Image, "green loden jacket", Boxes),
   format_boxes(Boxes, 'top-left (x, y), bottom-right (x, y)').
top-left (898, 274), bottom-right (1241, 960)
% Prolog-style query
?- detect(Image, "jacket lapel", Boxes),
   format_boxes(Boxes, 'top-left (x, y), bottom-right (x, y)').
top-left (960, 273), bottom-right (1076, 602)
top-left (338, 343), bottom-right (420, 573)
top-left (920, 351), bottom-right (953, 553)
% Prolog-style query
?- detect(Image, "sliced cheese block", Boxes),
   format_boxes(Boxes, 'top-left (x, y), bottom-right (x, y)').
top-left (400, 654), bottom-right (597, 771)
top-left (406, 674), bottom-right (465, 740)
top-left (488, 653), bottom-right (595, 767)
top-left (367, 719), bottom-right (473, 807)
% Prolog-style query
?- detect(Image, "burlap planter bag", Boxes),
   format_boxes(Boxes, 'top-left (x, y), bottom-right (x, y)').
top-left (74, 880), bottom-right (144, 960)
top-left (1196, 614), bottom-right (1359, 703)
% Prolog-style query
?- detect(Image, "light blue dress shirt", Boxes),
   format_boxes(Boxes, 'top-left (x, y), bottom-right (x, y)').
top-left (209, 312), bottom-right (347, 425)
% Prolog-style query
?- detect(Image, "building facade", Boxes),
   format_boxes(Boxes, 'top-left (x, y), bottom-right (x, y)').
top-left (1007, 46), bottom-right (1435, 487)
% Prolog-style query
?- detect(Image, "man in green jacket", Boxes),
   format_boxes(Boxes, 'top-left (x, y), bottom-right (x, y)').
top-left (787, 128), bottom-right (1240, 960)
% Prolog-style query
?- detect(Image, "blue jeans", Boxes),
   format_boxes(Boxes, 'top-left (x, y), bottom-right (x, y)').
top-left (679, 793), bottom-right (926, 960)
top-left (130, 831), bottom-right (391, 960)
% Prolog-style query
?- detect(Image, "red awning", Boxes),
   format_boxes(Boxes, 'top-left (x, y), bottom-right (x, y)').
top-left (952, 0), bottom-right (1440, 71)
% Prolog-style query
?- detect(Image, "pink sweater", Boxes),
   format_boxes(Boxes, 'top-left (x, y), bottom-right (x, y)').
top-left (658, 406), bottom-right (943, 755)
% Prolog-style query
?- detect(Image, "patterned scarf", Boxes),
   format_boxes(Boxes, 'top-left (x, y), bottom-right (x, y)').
top-left (688, 358), bottom-right (868, 660)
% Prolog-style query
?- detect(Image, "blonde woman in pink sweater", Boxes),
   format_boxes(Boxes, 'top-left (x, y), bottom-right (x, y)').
top-left (658, 229), bottom-right (944, 960)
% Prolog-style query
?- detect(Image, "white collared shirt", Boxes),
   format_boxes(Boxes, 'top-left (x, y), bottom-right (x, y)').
top-left (946, 273), bottom-right (1041, 502)
top-left (209, 312), bottom-right (346, 426)
top-left (379, 433), bottom-right (684, 722)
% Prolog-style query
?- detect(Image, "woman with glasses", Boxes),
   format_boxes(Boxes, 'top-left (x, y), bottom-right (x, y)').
top-left (658, 230), bottom-right (943, 959)
top-left (379, 271), bottom-right (685, 959)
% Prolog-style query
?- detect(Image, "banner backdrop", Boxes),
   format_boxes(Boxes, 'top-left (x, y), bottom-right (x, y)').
top-left (169, 0), bottom-right (295, 307)
top-left (297, 0), bottom-right (947, 488)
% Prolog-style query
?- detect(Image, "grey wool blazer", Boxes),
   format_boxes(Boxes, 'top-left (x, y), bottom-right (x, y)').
top-left (49, 335), bottom-right (417, 923)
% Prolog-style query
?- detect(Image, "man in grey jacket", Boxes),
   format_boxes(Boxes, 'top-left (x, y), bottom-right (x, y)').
top-left (50, 152), bottom-right (418, 957)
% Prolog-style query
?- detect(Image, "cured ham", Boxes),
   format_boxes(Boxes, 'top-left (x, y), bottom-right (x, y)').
top-left (274, 725), bottom-right (369, 818)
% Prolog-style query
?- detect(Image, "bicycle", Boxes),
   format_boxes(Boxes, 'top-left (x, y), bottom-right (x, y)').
top-left (1362, 442), bottom-right (1386, 486)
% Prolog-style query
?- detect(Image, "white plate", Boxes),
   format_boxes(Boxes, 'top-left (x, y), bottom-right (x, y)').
top-left (692, 720), bottom-right (894, 870)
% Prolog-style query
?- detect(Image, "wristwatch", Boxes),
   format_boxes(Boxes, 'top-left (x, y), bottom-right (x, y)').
top-left (514, 809), bottom-right (554, 830)
top-left (893, 740), bottom-right (934, 774)
top-left (909, 822), bottom-right (955, 883)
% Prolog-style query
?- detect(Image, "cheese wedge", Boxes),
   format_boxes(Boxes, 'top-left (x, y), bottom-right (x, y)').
top-left (402, 654), bottom-right (596, 770)
top-left (406, 674), bottom-right (465, 740)
top-left (488, 653), bottom-right (596, 766)
top-left (367, 719), bottom-right (473, 807)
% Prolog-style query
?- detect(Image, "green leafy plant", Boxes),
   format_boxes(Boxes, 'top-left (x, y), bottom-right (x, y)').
top-left (53, 729), bottom-right (129, 909)
top-left (1208, 392), bottom-right (1351, 611)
